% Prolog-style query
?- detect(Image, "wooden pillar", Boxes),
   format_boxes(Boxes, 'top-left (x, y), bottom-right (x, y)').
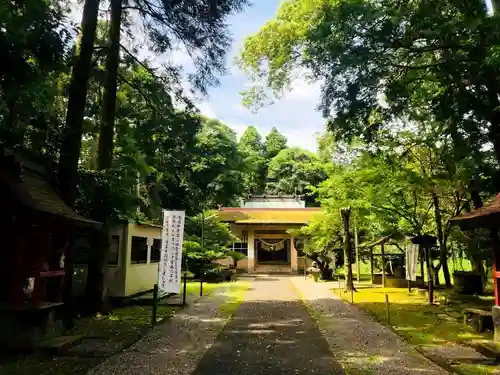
top-left (489, 229), bottom-right (500, 341)
top-left (370, 247), bottom-right (374, 284)
top-left (420, 247), bottom-right (425, 283)
top-left (247, 228), bottom-right (255, 271)
top-left (491, 228), bottom-right (500, 305)
top-left (424, 244), bottom-right (434, 304)
top-left (341, 208), bottom-right (354, 291)
top-left (354, 217), bottom-right (360, 282)
top-left (381, 243), bottom-right (386, 288)
top-left (290, 235), bottom-right (298, 272)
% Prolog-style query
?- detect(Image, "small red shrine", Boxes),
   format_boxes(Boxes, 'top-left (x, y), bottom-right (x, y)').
top-left (451, 194), bottom-right (500, 341)
top-left (0, 147), bottom-right (100, 348)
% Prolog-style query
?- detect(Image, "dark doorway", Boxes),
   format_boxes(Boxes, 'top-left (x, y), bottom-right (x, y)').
top-left (256, 239), bottom-right (290, 264)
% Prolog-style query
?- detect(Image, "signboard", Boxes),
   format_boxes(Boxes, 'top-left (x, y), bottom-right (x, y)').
top-left (406, 243), bottom-right (419, 281)
top-left (158, 210), bottom-right (185, 294)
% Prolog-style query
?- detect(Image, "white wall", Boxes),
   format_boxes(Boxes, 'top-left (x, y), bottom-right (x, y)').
top-left (123, 223), bottom-right (162, 297)
top-left (243, 197), bottom-right (305, 208)
top-left (125, 263), bottom-right (159, 296)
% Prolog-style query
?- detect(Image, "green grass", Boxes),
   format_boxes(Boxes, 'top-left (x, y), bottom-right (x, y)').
top-left (340, 254), bottom-right (478, 286)
top-left (218, 280), bottom-right (250, 315)
top-left (334, 286), bottom-right (496, 375)
top-left (185, 280), bottom-right (221, 296)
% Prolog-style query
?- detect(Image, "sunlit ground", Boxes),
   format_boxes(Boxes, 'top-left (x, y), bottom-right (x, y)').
top-left (334, 285), bottom-right (498, 375)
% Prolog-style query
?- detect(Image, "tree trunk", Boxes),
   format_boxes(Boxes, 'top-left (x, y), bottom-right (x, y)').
top-left (85, 0), bottom-right (122, 313)
top-left (433, 265), bottom-right (441, 287)
top-left (354, 216), bottom-right (360, 282)
top-left (432, 192), bottom-right (452, 287)
top-left (486, 86), bottom-right (500, 172)
top-left (465, 190), bottom-right (486, 284)
top-left (58, 0), bottom-right (100, 205)
top-left (470, 188), bottom-right (483, 210)
top-left (341, 208), bottom-right (355, 291)
top-left (84, 229), bottom-right (109, 314)
top-left (97, 0), bottom-right (122, 170)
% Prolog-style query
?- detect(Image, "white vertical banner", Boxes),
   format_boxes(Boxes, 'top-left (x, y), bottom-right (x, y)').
top-left (406, 243), bottom-right (419, 281)
top-left (158, 210), bottom-right (185, 294)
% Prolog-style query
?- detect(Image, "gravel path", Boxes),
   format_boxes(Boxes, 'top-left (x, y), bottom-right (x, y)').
top-left (86, 284), bottom-right (236, 375)
top-left (86, 276), bottom-right (453, 375)
top-left (292, 277), bottom-right (450, 375)
top-left (190, 275), bottom-right (345, 375)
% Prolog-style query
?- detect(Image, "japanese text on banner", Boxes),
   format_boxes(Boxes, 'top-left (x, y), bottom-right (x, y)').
top-left (158, 210), bottom-right (185, 294)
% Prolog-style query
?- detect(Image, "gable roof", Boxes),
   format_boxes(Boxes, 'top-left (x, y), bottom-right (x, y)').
top-left (450, 193), bottom-right (500, 230)
top-left (217, 207), bottom-right (322, 225)
top-left (0, 149), bottom-right (101, 226)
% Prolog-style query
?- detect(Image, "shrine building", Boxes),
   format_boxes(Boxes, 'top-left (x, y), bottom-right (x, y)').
top-left (217, 195), bottom-right (322, 273)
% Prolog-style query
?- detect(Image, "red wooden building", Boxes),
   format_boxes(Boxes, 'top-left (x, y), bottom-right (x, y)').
top-left (0, 147), bottom-right (100, 348)
top-left (451, 194), bottom-right (500, 340)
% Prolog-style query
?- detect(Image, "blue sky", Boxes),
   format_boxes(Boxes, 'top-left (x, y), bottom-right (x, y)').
top-left (69, 0), bottom-right (496, 152)
top-left (197, 1), bottom-right (325, 151)
top-left (69, 0), bottom-right (325, 151)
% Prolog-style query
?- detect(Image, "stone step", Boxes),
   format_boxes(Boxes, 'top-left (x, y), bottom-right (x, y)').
top-left (253, 265), bottom-right (294, 274)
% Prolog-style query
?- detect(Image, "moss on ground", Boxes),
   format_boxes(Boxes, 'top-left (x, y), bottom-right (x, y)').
top-left (218, 281), bottom-right (249, 315)
top-left (334, 286), bottom-right (497, 375)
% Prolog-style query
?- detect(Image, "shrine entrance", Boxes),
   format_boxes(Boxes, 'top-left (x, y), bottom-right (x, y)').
top-left (256, 238), bottom-right (290, 264)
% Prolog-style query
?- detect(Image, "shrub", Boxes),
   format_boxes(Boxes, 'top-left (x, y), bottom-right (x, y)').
top-left (228, 250), bottom-right (246, 268)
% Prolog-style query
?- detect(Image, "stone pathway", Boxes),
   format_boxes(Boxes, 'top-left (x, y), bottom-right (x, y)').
top-left (87, 276), bottom-right (454, 375)
top-left (292, 277), bottom-right (449, 374)
top-left (190, 275), bottom-right (345, 375)
top-left (87, 283), bottom-right (236, 375)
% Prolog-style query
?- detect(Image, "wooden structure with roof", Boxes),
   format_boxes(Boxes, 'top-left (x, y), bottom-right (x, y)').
top-left (217, 195), bottom-right (321, 273)
top-left (0, 147), bottom-right (100, 348)
top-left (359, 232), bottom-right (428, 290)
top-left (451, 194), bottom-right (500, 305)
top-left (451, 194), bottom-right (500, 340)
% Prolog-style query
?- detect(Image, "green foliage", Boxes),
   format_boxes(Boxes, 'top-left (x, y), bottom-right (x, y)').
top-left (189, 118), bottom-right (247, 208)
top-left (238, 126), bottom-right (266, 195)
top-left (264, 126), bottom-right (288, 160)
top-left (183, 210), bottom-right (234, 277)
top-left (133, 0), bottom-right (249, 94)
top-left (0, 0), bottom-right (70, 155)
top-left (266, 147), bottom-right (327, 204)
top-left (238, 0), bottom-right (500, 168)
top-left (295, 215), bottom-right (342, 279)
top-left (238, 0), bottom-right (500, 283)
top-left (227, 250), bottom-right (247, 268)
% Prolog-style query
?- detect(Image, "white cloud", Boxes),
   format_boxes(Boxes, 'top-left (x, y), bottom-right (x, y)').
top-left (286, 77), bottom-right (322, 101)
top-left (285, 127), bottom-right (322, 152)
top-left (227, 121), bottom-right (249, 138)
top-left (198, 101), bottom-right (217, 118)
top-left (169, 47), bottom-right (193, 67)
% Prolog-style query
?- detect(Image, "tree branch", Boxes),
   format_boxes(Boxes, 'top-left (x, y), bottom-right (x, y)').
top-left (116, 72), bottom-right (164, 118)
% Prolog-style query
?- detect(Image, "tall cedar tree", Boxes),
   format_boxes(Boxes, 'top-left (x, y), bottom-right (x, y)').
top-left (58, 0), bottom-right (100, 205)
top-left (85, 0), bottom-right (248, 312)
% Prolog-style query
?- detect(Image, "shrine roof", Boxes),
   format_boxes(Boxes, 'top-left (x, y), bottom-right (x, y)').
top-left (450, 193), bottom-right (500, 230)
top-left (217, 207), bottom-right (322, 225)
top-left (0, 150), bottom-right (101, 226)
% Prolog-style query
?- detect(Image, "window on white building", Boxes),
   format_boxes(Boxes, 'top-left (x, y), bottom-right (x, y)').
top-left (233, 242), bottom-right (248, 256)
